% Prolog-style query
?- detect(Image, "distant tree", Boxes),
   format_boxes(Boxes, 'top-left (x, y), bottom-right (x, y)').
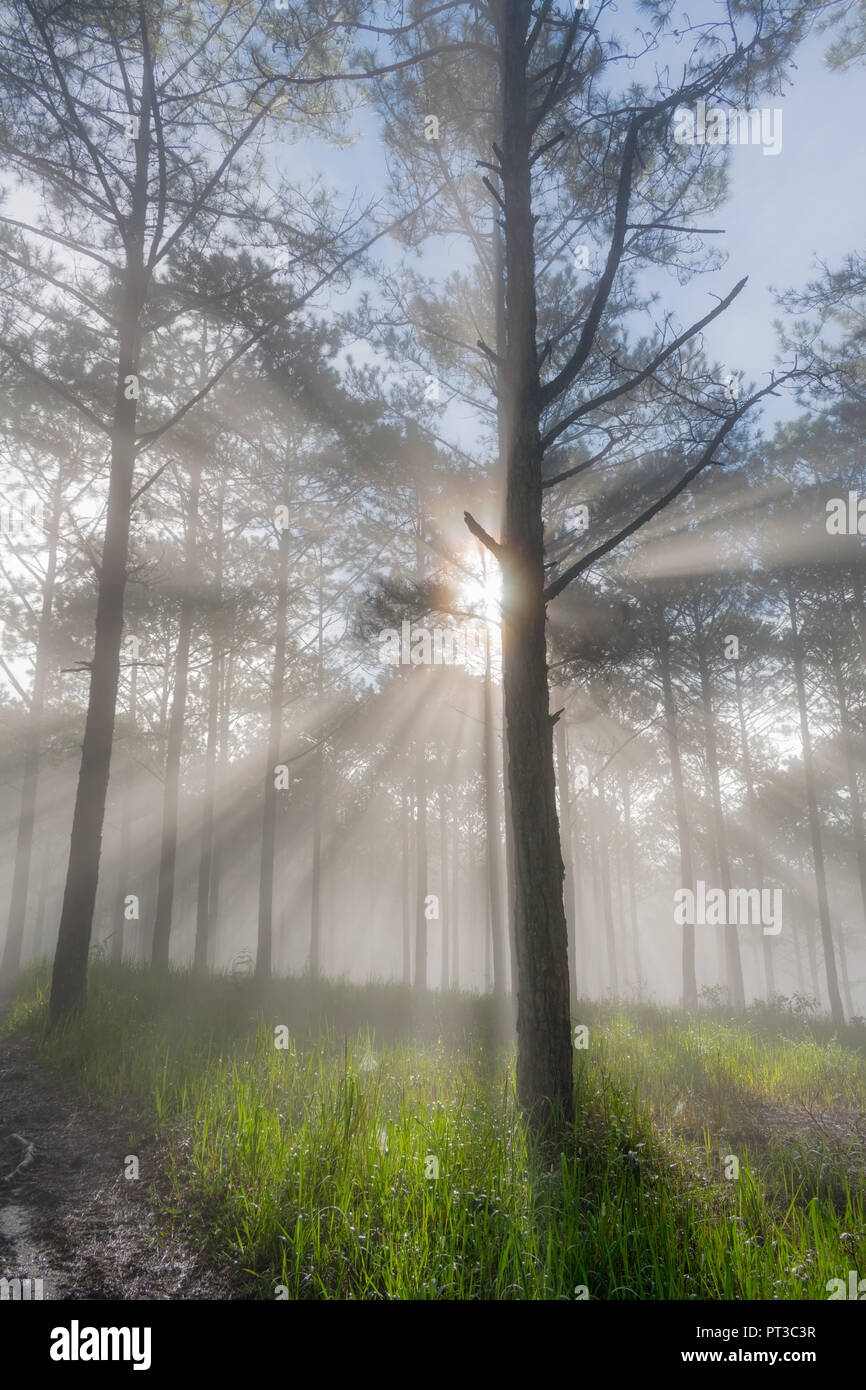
top-left (0, 0), bottom-right (382, 1019)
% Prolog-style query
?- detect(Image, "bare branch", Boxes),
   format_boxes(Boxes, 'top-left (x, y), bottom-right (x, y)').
top-left (543, 375), bottom-right (792, 602)
top-left (541, 277), bottom-right (748, 450)
top-left (463, 510), bottom-right (504, 561)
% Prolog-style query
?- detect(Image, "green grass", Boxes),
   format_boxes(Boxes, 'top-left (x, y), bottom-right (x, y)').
top-left (5, 962), bottom-right (866, 1300)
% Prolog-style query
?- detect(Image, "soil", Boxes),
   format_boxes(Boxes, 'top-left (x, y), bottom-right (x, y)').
top-left (0, 1030), bottom-right (233, 1301)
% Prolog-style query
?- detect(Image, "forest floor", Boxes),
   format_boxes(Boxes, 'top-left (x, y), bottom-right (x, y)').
top-left (0, 1026), bottom-right (234, 1299)
top-left (2, 962), bottom-right (865, 1300)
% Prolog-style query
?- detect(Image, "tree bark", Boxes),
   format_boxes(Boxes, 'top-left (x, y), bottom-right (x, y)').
top-left (49, 114), bottom-right (151, 1021)
top-left (657, 622), bottom-right (698, 1009)
top-left (483, 616), bottom-right (506, 1005)
top-left (829, 624), bottom-right (866, 940)
top-left (787, 583), bottom-right (845, 1026)
top-left (309, 572), bottom-right (324, 979)
top-left (595, 771), bottom-right (619, 996)
top-left (451, 796), bottom-right (460, 990)
top-left (619, 768), bottom-right (643, 999)
top-left (440, 778), bottom-right (450, 990)
top-left (111, 658), bottom-right (138, 965)
top-left (554, 715), bottom-right (577, 1003)
top-left (497, 0), bottom-right (572, 1127)
top-left (697, 640), bottom-right (745, 1009)
top-left (1, 466), bottom-right (63, 984)
top-left (152, 459), bottom-right (202, 966)
top-left (733, 662), bottom-right (774, 1000)
top-left (255, 501), bottom-right (291, 982)
top-left (193, 641), bottom-right (221, 973)
top-left (414, 734), bottom-right (428, 991)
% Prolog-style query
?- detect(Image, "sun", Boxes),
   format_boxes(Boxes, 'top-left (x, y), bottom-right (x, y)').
top-left (458, 559), bottom-right (502, 623)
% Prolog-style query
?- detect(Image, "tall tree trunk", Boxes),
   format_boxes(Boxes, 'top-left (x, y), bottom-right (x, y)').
top-left (733, 662), bottom-right (774, 1001)
top-left (49, 98), bottom-right (152, 1022)
top-left (619, 769), bottom-right (642, 1000)
top-left (595, 771), bottom-right (619, 996)
top-left (585, 799), bottom-right (603, 997)
top-left (193, 477), bottom-right (225, 972)
top-left (1, 466), bottom-right (63, 985)
top-left (837, 920), bottom-right (855, 1017)
top-left (658, 624), bottom-right (698, 1009)
top-left (309, 560), bottom-right (324, 978)
top-left (414, 735), bottom-right (428, 991)
top-left (497, 0), bottom-right (572, 1125)
top-left (502, 726), bottom-right (518, 996)
top-left (31, 869), bottom-right (48, 966)
top-left (401, 779), bottom-right (412, 985)
top-left (440, 779), bottom-right (450, 990)
top-left (787, 584), bottom-right (844, 1026)
top-left (554, 715), bottom-right (577, 1008)
top-left (209, 643), bottom-right (233, 957)
top-left (255, 500), bottom-right (291, 982)
top-left (829, 624), bottom-right (866, 938)
top-left (111, 659), bottom-right (138, 965)
top-left (193, 638), bottom-right (221, 972)
top-left (152, 458), bottom-right (202, 966)
top-left (451, 806), bottom-right (460, 991)
top-left (697, 641), bottom-right (745, 1009)
top-left (483, 613), bottom-right (505, 1005)
top-left (494, 208), bottom-right (518, 1000)
top-left (802, 895), bottom-right (821, 1003)
top-left (570, 801), bottom-right (587, 1002)
top-left (791, 897), bottom-right (806, 996)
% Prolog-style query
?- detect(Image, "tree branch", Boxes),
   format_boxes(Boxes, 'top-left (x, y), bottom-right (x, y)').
top-left (463, 510), bottom-right (504, 561)
top-left (543, 375), bottom-right (791, 602)
top-left (540, 277), bottom-right (748, 451)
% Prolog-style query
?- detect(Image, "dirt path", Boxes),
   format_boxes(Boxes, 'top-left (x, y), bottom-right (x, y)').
top-left (0, 1031), bottom-right (232, 1300)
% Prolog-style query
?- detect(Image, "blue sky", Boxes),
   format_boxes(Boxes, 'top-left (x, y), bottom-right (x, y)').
top-left (279, 10), bottom-right (864, 435)
top-left (667, 30), bottom-right (865, 423)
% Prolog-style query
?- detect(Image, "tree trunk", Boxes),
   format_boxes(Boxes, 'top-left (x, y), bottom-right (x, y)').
top-left (791, 897), bottom-right (806, 996)
top-left (1, 466), bottom-right (63, 985)
top-left (619, 769), bottom-right (642, 999)
top-left (483, 615), bottom-right (506, 1005)
top-left (734, 662), bottom-right (774, 1000)
top-left (451, 800), bottom-right (460, 990)
top-left (829, 624), bottom-right (866, 939)
top-left (414, 735), bottom-right (428, 991)
top-left (152, 459), bottom-right (202, 966)
top-left (111, 659), bottom-right (138, 965)
top-left (787, 584), bottom-right (844, 1026)
top-left (595, 771), bottom-right (619, 996)
top-left (193, 636), bottom-right (221, 973)
top-left (255, 506), bottom-right (291, 982)
top-left (401, 779), bottom-right (412, 985)
top-left (837, 920), bottom-right (855, 1018)
top-left (309, 561), bottom-right (324, 978)
top-left (498, 0), bottom-right (572, 1126)
top-left (49, 143), bottom-right (150, 1022)
top-left (658, 624), bottom-right (698, 1009)
top-left (494, 209), bottom-right (518, 1000)
top-left (193, 477), bottom-right (225, 972)
top-left (440, 779), bottom-right (450, 990)
top-left (697, 641), bottom-right (745, 1009)
top-left (209, 644), bottom-right (233, 956)
top-left (554, 715), bottom-right (577, 1006)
